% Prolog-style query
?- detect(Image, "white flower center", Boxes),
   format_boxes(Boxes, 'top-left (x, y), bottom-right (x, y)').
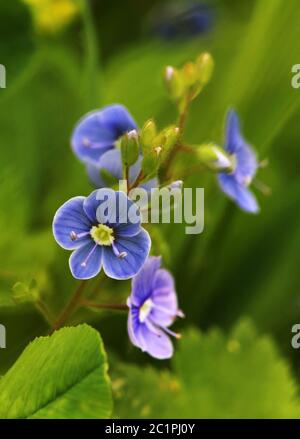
top-left (139, 299), bottom-right (153, 323)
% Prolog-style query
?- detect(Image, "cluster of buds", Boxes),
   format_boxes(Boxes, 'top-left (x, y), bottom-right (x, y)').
top-left (164, 52), bottom-right (214, 110)
top-left (140, 120), bottom-right (180, 180)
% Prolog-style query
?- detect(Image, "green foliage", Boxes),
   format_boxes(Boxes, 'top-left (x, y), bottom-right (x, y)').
top-left (0, 0), bottom-right (300, 419)
top-left (0, 0), bottom-right (35, 84)
top-left (112, 320), bottom-right (300, 418)
top-left (0, 324), bottom-right (112, 419)
top-left (102, 0), bottom-right (300, 341)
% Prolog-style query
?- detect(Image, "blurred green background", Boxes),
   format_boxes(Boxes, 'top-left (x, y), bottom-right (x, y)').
top-left (0, 0), bottom-right (300, 418)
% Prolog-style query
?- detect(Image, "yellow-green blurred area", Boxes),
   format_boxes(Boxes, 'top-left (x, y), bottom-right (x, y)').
top-left (0, 0), bottom-right (300, 418)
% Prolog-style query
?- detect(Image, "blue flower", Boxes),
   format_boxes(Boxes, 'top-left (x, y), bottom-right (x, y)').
top-left (152, 2), bottom-right (213, 40)
top-left (52, 189), bottom-right (151, 280)
top-left (72, 104), bottom-right (157, 190)
top-left (127, 257), bottom-right (183, 359)
top-left (218, 110), bottom-right (259, 213)
top-left (72, 104), bottom-right (137, 166)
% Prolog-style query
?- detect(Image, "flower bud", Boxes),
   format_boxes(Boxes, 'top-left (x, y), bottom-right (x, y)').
top-left (120, 129), bottom-right (139, 167)
top-left (12, 280), bottom-right (39, 304)
top-left (140, 119), bottom-right (157, 152)
top-left (196, 52), bottom-right (214, 86)
top-left (196, 144), bottom-right (234, 171)
top-left (163, 65), bottom-right (185, 101)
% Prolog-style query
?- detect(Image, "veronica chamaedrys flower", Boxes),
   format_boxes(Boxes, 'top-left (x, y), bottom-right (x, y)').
top-left (72, 104), bottom-right (156, 190)
top-left (127, 256), bottom-right (184, 359)
top-left (52, 189), bottom-right (151, 280)
top-left (218, 110), bottom-right (259, 213)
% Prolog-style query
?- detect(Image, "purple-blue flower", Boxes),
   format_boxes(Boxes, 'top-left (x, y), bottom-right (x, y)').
top-left (218, 110), bottom-right (259, 213)
top-left (52, 189), bottom-right (151, 280)
top-left (127, 256), bottom-right (183, 359)
top-left (72, 104), bottom-right (156, 190)
top-left (72, 104), bottom-right (137, 166)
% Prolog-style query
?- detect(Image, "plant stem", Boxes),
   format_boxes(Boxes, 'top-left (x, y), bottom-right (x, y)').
top-left (51, 280), bottom-right (87, 332)
top-left (162, 96), bottom-right (191, 180)
top-left (129, 169), bottom-right (145, 191)
top-left (79, 299), bottom-right (128, 311)
top-left (35, 299), bottom-right (54, 326)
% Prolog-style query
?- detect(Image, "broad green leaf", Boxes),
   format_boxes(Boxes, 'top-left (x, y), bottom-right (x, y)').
top-left (112, 320), bottom-right (300, 418)
top-left (0, 324), bottom-right (112, 418)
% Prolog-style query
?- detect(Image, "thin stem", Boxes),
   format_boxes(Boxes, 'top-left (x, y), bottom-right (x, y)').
top-left (35, 299), bottom-right (54, 326)
top-left (51, 280), bottom-right (87, 333)
top-left (177, 96), bottom-right (191, 133)
top-left (129, 169), bottom-right (145, 191)
top-left (124, 165), bottom-right (130, 194)
top-left (79, 299), bottom-right (128, 311)
top-left (162, 96), bottom-right (192, 180)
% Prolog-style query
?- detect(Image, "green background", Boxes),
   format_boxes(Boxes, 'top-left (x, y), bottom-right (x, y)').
top-left (0, 0), bottom-right (300, 418)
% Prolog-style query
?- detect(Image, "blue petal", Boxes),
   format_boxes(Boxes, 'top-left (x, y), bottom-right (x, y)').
top-left (83, 188), bottom-right (120, 224)
top-left (71, 104), bottom-right (137, 165)
top-left (138, 324), bottom-right (173, 359)
top-left (86, 149), bottom-right (122, 188)
top-left (127, 306), bottom-right (143, 348)
top-left (224, 109), bottom-right (243, 154)
top-left (52, 197), bottom-right (91, 250)
top-left (131, 256), bottom-right (162, 307)
top-left (98, 149), bottom-right (123, 180)
top-left (235, 141), bottom-right (258, 183)
top-left (86, 162), bottom-right (106, 188)
top-left (112, 191), bottom-right (141, 237)
top-left (127, 308), bottom-right (173, 359)
top-left (84, 189), bottom-right (141, 236)
top-left (150, 268), bottom-right (178, 327)
top-left (218, 173), bottom-right (259, 213)
top-left (83, 189), bottom-right (101, 223)
top-left (102, 229), bottom-right (151, 280)
top-left (69, 242), bottom-right (102, 279)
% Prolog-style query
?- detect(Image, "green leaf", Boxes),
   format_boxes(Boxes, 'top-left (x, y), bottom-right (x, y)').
top-left (112, 320), bottom-right (300, 418)
top-left (0, 324), bottom-right (112, 419)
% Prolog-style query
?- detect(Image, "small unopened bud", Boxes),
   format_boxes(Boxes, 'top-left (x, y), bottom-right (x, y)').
top-left (120, 130), bottom-right (139, 167)
top-left (128, 129), bottom-right (138, 140)
top-left (163, 66), bottom-right (185, 101)
top-left (140, 119), bottom-right (157, 152)
top-left (196, 52), bottom-right (214, 86)
top-left (165, 66), bottom-right (174, 81)
top-left (196, 144), bottom-right (234, 172)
